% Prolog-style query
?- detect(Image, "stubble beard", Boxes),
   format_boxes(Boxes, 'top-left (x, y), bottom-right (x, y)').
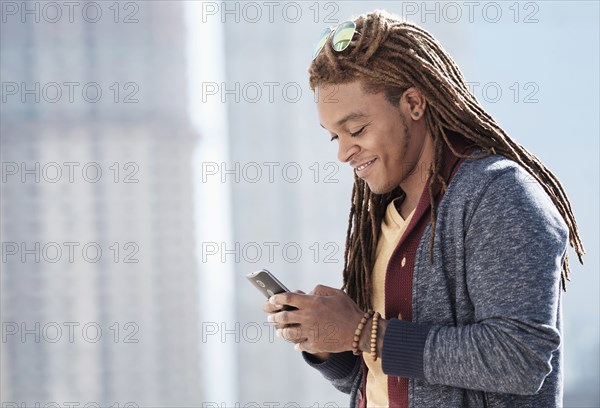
top-left (365, 111), bottom-right (413, 195)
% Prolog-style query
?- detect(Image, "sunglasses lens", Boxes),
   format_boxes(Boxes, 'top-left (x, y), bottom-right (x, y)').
top-left (312, 27), bottom-right (332, 59)
top-left (331, 21), bottom-right (356, 52)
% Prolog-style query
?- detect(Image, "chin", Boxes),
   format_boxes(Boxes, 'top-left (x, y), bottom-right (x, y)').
top-left (365, 180), bottom-right (397, 195)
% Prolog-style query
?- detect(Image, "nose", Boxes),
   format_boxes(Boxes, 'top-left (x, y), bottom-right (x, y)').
top-left (337, 135), bottom-right (359, 163)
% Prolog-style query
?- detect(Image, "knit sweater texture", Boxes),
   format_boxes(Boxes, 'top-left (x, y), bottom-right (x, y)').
top-left (303, 139), bottom-right (569, 408)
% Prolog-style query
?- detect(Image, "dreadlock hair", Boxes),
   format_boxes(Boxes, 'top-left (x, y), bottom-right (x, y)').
top-left (308, 10), bottom-right (585, 311)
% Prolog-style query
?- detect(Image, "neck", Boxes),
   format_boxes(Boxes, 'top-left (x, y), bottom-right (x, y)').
top-left (398, 132), bottom-right (435, 217)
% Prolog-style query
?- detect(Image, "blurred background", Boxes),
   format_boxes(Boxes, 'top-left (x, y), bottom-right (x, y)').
top-left (1, 1), bottom-right (598, 407)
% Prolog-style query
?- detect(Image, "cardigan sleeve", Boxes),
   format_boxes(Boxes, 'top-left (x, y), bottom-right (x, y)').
top-left (301, 351), bottom-right (361, 395)
top-left (381, 165), bottom-right (569, 395)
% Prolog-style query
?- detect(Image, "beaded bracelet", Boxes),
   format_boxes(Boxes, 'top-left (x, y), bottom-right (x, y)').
top-left (352, 310), bottom-right (374, 355)
top-left (370, 312), bottom-right (381, 361)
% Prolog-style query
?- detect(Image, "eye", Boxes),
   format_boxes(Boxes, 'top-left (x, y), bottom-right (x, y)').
top-left (350, 126), bottom-right (366, 137)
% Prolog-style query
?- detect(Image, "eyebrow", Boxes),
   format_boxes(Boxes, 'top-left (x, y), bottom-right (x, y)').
top-left (320, 111), bottom-right (369, 129)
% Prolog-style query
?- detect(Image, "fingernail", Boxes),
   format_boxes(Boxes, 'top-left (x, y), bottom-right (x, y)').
top-left (276, 329), bottom-right (282, 338)
top-left (267, 314), bottom-right (273, 323)
top-left (294, 343), bottom-right (301, 352)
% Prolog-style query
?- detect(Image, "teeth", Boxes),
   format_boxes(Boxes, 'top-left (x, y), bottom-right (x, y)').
top-left (358, 159), bottom-right (375, 171)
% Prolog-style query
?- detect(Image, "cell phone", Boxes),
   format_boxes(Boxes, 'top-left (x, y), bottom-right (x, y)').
top-left (246, 269), bottom-right (297, 310)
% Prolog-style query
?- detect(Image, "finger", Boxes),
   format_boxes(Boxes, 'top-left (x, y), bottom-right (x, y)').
top-left (262, 300), bottom-right (283, 314)
top-left (267, 310), bottom-right (301, 326)
top-left (293, 340), bottom-right (317, 353)
top-left (272, 322), bottom-right (297, 330)
top-left (309, 284), bottom-right (341, 296)
top-left (277, 325), bottom-right (307, 343)
top-left (270, 291), bottom-right (306, 309)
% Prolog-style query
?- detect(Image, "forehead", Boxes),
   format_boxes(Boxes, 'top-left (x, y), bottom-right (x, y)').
top-left (316, 81), bottom-right (390, 129)
top-left (315, 81), bottom-right (364, 102)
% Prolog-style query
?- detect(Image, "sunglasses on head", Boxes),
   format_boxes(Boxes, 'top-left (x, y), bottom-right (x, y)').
top-left (312, 20), bottom-right (358, 60)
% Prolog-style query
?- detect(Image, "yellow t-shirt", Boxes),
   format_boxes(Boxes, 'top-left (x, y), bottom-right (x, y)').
top-left (364, 197), bottom-right (415, 407)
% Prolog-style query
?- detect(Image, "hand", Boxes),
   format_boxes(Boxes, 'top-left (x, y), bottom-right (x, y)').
top-left (263, 285), bottom-right (365, 355)
top-left (262, 289), bottom-right (305, 336)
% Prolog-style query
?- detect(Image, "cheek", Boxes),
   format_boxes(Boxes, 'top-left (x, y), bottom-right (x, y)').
top-left (378, 133), bottom-right (409, 168)
top-left (376, 133), bottom-right (413, 183)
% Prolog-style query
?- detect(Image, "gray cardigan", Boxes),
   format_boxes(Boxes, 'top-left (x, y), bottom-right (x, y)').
top-left (303, 152), bottom-right (569, 407)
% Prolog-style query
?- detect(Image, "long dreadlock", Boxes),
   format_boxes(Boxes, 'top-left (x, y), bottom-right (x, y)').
top-left (309, 10), bottom-right (585, 311)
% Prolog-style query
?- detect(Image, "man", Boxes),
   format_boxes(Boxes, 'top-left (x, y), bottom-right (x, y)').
top-left (262, 10), bottom-right (585, 408)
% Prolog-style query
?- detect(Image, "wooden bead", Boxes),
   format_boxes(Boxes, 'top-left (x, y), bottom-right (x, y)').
top-left (370, 312), bottom-right (381, 362)
top-left (351, 310), bottom-right (374, 356)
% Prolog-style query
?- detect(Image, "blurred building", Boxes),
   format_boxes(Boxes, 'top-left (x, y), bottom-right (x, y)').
top-left (1, 2), bottom-right (202, 406)
top-left (2, 1), bottom-right (597, 407)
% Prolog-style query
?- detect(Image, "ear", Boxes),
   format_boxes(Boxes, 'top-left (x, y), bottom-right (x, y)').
top-left (401, 87), bottom-right (427, 121)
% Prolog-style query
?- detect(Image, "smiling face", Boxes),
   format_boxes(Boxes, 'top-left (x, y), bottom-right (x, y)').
top-left (317, 81), bottom-right (434, 197)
